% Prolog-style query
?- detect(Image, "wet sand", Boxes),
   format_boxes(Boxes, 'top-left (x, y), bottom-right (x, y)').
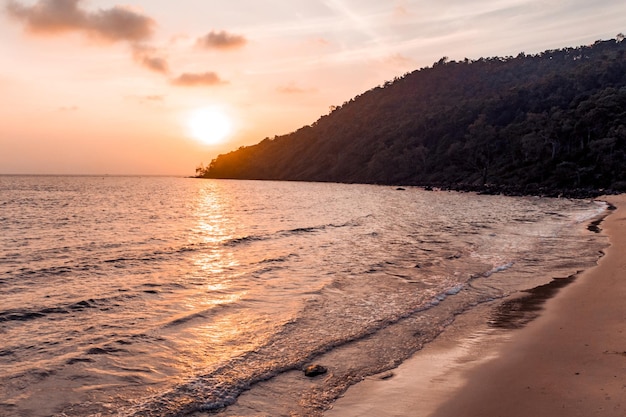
top-left (327, 195), bottom-right (626, 417)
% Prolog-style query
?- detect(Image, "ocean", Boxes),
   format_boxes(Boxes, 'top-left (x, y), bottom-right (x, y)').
top-left (0, 176), bottom-right (608, 416)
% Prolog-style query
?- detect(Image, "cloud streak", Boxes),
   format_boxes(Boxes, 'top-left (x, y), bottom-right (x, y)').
top-left (196, 30), bottom-right (247, 50)
top-left (5, 0), bottom-right (155, 42)
top-left (57, 105), bottom-right (79, 112)
top-left (171, 72), bottom-right (227, 87)
top-left (126, 94), bottom-right (165, 105)
top-left (322, 0), bottom-right (385, 47)
top-left (276, 83), bottom-right (316, 94)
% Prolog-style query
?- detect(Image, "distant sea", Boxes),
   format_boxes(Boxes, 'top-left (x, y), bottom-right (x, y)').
top-left (0, 176), bottom-right (608, 416)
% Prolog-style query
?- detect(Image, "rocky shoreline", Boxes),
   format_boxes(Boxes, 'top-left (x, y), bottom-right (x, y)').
top-left (419, 182), bottom-right (620, 199)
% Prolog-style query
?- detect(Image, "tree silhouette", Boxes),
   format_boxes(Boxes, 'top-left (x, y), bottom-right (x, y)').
top-left (197, 36), bottom-right (626, 196)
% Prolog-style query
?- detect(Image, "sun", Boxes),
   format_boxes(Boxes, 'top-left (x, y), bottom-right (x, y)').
top-left (188, 107), bottom-right (233, 145)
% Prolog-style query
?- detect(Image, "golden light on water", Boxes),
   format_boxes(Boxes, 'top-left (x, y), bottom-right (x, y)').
top-left (171, 181), bottom-right (297, 382)
top-left (191, 183), bottom-right (239, 275)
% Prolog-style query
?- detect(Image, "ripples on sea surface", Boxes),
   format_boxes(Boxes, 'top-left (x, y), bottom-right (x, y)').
top-left (0, 176), bottom-right (608, 416)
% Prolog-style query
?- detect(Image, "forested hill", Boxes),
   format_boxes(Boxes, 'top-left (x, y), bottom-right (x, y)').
top-left (198, 36), bottom-right (626, 196)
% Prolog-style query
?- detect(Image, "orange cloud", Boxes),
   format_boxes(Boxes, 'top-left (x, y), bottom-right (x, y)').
top-left (132, 45), bottom-right (169, 73)
top-left (197, 30), bottom-right (247, 50)
top-left (5, 0), bottom-right (155, 42)
top-left (171, 72), bottom-right (227, 87)
top-left (141, 55), bottom-right (169, 73)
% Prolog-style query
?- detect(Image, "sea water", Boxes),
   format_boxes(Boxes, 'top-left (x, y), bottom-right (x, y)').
top-left (0, 176), bottom-right (608, 416)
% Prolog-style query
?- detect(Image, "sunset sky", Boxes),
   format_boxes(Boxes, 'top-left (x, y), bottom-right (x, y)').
top-left (1, 0), bottom-right (625, 175)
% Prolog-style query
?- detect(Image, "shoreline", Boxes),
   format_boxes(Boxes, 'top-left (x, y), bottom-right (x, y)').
top-left (326, 195), bottom-right (625, 417)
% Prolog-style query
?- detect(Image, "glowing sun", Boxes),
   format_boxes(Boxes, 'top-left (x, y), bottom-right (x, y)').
top-left (188, 107), bottom-right (233, 145)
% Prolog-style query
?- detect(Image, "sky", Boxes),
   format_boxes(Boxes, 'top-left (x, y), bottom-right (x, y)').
top-left (1, 0), bottom-right (624, 175)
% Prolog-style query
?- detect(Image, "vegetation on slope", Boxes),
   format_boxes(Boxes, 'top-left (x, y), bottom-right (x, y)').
top-left (197, 36), bottom-right (626, 196)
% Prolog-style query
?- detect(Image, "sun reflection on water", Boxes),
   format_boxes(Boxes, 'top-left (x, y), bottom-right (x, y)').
top-left (190, 182), bottom-right (239, 273)
top-left (167, 182), bottom-right (261, 370)
top-left (163, 182), bottom-right (300, 387)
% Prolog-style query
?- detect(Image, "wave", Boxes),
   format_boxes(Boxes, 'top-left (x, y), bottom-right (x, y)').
top-left (223, 219), bottom-right (359, 248)
top-left (124, 278), bottom-right (491, 416)
top-left (222, 226), bottom-right (322, 247)
top-left (2, 243), bottom-right (211, 281)
top-left (429, 286), bottom-right (464, 306)
top-left (574, 200), bottom-right (609, 223)
top-left (163, 305), bottom-right (230, 328)
top-left (3, 218), bottom-right (363, 283)
top-left (223, 234), bottom-right (268, 247)
top-left (0, 294), bottom-right (135, 323)
top-left (258, 254), bottom-right (297, 264)
top-left (483, 261), bottom-right (516, 277)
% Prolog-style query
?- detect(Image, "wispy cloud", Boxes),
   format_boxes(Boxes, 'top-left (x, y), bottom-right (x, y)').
top-left (196, 30), bottom-right (247, 50)
top-left (383, 53), bottom-right (414, 68)
top-left (5, 0), bottom-right (155, 42)
top-left (140, 55), bottom-right (169, 73)
top-left (276, 83), bottom-right (317, 94)
top-left (171, 71), bottom-right (227, 87)
top-left (310, 37), bottom-right (332, 48)
top-left (141, 95), bottom-right (164, 102)
top-left (4, 1), bottom-right (250, 84)
top-left (393, 1), bottom-right (410, 19)
top-left (322, 0), bottom-right (384, 47)
top-left (126, 94), bottom-right (165, 104)
top-left (132, 45), bottom-right (169, 74)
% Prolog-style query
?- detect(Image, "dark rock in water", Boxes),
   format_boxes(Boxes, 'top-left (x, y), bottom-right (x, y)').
top-left (378, 371), bottom-right (395, 380)
top-left (304, 364), bottom-right (327, 377)
top-left (587, 219), bottom-right (603, 233)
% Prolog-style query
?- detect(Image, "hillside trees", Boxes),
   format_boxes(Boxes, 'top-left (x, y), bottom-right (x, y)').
top-left (198, 37), bottom-right (626, 195)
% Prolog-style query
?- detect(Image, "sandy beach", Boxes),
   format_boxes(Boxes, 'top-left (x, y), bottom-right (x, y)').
top-left (327, 195), bottom-right (626, 417)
